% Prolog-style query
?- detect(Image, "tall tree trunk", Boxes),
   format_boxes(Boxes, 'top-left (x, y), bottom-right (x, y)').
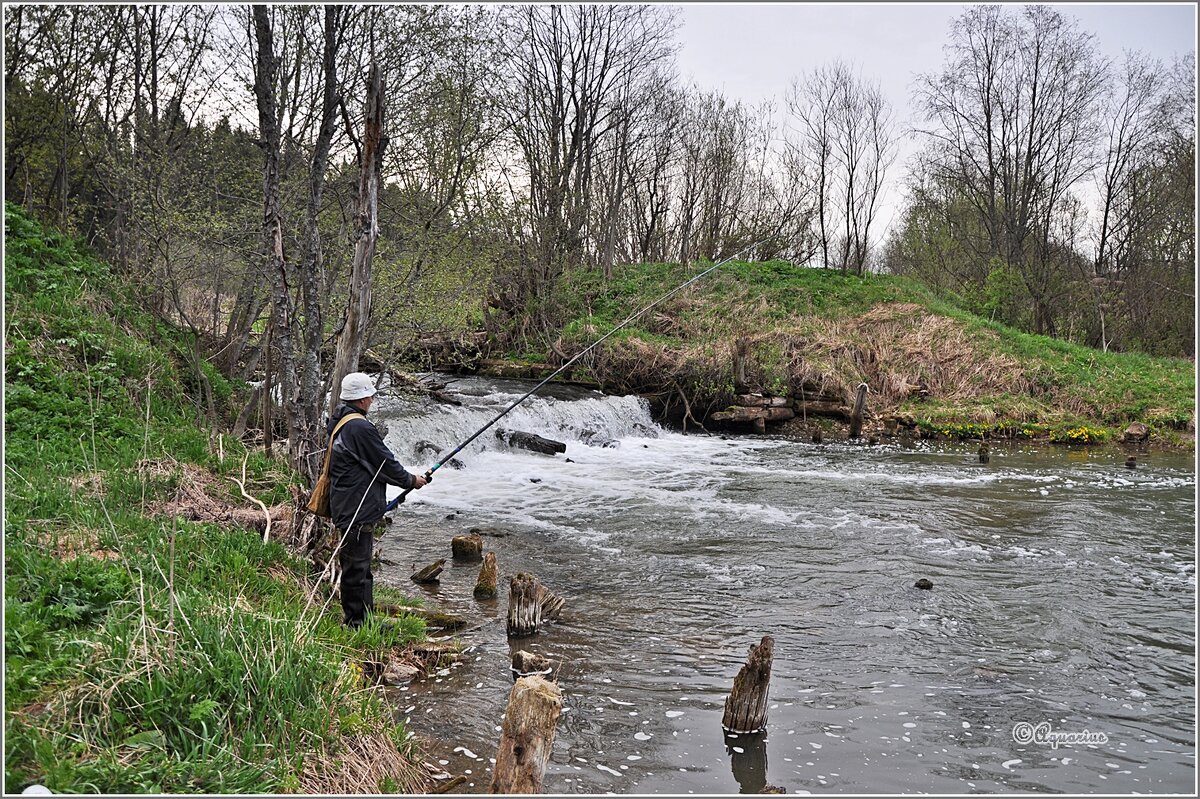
top-left (253, 5), bottom-right (299, 463)
top-left (296, 6), bottom-right (341, 485)
top-left (329, 63), bottom-right (387, 418)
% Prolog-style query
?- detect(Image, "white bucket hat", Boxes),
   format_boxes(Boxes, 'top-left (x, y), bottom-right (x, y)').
top-left (339, 372), bottom-right (377, 401)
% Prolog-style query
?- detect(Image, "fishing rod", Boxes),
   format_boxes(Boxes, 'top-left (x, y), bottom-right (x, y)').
top-left (386, 238), bottom-right (770, 511)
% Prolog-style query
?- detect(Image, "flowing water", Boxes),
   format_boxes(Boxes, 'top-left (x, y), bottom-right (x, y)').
top-left (370, 375), bottom-right (1196, 794)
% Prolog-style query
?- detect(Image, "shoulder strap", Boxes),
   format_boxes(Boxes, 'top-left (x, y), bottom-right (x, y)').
top-left (319, 413), bottom-right (367, 478)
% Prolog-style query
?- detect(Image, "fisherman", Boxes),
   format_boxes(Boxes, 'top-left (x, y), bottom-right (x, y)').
top-left (328, 372), bottom-right (427, 628)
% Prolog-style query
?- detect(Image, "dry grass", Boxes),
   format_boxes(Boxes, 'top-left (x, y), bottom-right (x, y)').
top-left (297, 733), bottom-right (436, 794)
top-left (143, 460), bottom-right (299, 538)
top-left (779, 303), bottom-right (1031, 409)
top-left (592, 301), bottom-right (1037, 419)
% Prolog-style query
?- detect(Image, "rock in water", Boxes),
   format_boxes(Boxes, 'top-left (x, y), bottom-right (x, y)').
top-left (915, 578), bottom-right (934, 590)
top-left (511, 649), bottom-right (553, 677)
top-left (496, 428), bottom-right (567, 456)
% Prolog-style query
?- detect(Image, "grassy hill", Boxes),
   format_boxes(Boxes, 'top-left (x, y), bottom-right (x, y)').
top-left (3, 204), bottom-right (428, 793)
top-left (544, 261), bottom-right (1194, 444)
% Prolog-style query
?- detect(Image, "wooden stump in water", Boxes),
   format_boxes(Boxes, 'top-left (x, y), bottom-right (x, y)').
top-left (539, 582), bottom-right (565, 620)
top-left (812, 427), bottom-right (823, 444)
top-left (508, 573), bottom-right (542, 636)
top-left (475, 552), bottom-right (498, 599)
top-left (411, 559), bottom-right (445, 584)
top-left (452, 533), bottom-right (483, 562)
top-left (722, 635), bottom-right (775, 734)
top-left (489, 675), bottom-right (562, 794)
top-left (848, 383), bottom-right (868, 439)
top-left (507, 573), bottom-right (564, 636)
top-left (511, 649), bottom-right (552, 678)
top-left (978, 442), bottom-right (990, 464)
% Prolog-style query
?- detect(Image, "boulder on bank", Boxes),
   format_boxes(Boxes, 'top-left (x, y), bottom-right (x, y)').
top-left (1123, 422), bottom-right (1150, 443)
top-left (497, 428), bottom-right (567, 455)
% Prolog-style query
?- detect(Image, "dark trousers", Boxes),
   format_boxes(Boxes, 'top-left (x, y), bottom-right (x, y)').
top-left (339, 520), bottom-right (381, 627)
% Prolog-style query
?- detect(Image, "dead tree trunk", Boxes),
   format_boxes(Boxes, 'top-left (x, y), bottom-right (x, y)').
top-left (452, 533), bottom-right (483, 562)
top-left (474, 552), bottom-right (498, 599)
top-left (848, 382), bottom-right (868, 439)
top-left (489, 676), bottom-right (562, 794)
top-left (329, 62), bottom-right (387, 418)
top-left (507, 573), bottom-right (564, 637)
top-left (722, 635), bottom-right (774, 734)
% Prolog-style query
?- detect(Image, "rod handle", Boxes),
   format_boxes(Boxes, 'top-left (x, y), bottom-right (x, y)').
top-left (390, 469), bottom-right (434, 510)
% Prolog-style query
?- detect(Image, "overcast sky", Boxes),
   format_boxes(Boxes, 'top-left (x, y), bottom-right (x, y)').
top-left (673, 1), bottom-right (1197, 239)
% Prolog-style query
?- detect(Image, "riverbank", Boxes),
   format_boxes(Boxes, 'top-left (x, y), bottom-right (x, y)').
top-left (3, 205), bottom-right (437, 793)
top-left (479, 261), bottom-right (1194, 448)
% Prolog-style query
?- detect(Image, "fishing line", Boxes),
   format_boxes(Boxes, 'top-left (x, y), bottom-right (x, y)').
top-left (387, 238), bottom-right (771, 511)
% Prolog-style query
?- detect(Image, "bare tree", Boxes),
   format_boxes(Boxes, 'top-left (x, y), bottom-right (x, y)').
top-left (786, 60), bottom-right (895, 273)
top-left (913, 5), bottom-right (1107, 333)
top-left (500, 4), bottom-right (676, 302)
top-left (328, 63), bottom-right (387, 418)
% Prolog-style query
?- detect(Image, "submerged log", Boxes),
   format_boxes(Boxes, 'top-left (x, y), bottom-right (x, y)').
top-left (511, 650), bottom-right (552, 678)
top-left (722, 635), bottom-right (775, 734)
top-left (848, 383), bottom-right (868, 439)
top-left (475, 552), bottom-right (498, 599)
top-left (404, 606), bottom-right (468, 631)
top-left (411, 559), bottom-right (445, 584)
top-left (497, 429), bottom-right (566, 456)
top-left (507, 573), bottom-right (564, 636)
top-left (489, 675), bottom-right (562, 793)
top-left (452, 533), bottom-right (483, 562)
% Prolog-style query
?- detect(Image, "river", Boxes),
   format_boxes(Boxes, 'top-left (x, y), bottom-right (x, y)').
top-left (370, 375), bottom-right (1195, 794)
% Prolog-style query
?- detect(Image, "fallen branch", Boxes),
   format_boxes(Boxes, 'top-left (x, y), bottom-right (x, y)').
top-left (230, 453), bottom-right (272, 544)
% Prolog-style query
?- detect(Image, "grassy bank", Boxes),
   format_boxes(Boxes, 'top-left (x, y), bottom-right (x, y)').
top-left (4, 204), bottom-right (428, 793)
top-left (541, 261), bottom-right (1194, 444)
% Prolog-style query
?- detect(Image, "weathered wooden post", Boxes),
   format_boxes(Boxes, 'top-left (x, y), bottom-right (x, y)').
top-left (474, 551), bottom-right (498, 599)
top-left (733, 336), bottom-right (751, 394)
top-left (452, 533), bottom-right (483, 562)
top-left (978, 442), bottom-right (990, 464)
top-left (722, 635), bottom-right (774, 733)
top-left (411, 559), bottom-right (445, 584)
top-left (490, 675), bottom-right (562, 793)
top-left (507, 573), bottom-right (564, 636)
top-left (848, 382), bottom-right (868, 439)
top-left (508, 573), bottom-right (541, 636)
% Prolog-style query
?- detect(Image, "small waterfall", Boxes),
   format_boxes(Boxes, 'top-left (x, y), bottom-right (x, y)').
top-left (375, 379), bottom-right (661, 467)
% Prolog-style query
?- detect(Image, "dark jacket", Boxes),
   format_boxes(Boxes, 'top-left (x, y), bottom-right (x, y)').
top-left (327, 401), bottom-right (414, 531)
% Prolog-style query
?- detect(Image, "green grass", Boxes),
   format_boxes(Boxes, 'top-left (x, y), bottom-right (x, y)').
top-left (539, 260), bottom-right (1194, 443)
top-left (4, 203), bottom-right (426, 793)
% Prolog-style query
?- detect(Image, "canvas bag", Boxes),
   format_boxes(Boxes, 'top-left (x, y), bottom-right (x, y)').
top-left (306, 413), bottom-right (365, 517)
